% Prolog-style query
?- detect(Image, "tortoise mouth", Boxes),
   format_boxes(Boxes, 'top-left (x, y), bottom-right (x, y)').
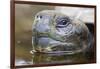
top-left (31, 49), bottom-right (82, 54)
top-left (32, 44), bottom-right (82, 54)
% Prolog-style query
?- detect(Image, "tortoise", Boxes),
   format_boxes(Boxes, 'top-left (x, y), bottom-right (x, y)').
top-left (32, 10), bottom-right (92, 54)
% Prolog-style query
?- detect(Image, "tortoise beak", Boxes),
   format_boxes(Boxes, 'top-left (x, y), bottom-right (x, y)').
top-left (35, 19), bottom-right (50, 33)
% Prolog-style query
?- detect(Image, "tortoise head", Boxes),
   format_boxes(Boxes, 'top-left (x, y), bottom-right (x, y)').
top-left (32, 10), bottom-right (90, 54)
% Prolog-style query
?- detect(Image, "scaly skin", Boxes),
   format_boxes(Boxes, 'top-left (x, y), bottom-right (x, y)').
top-left (32, 10), bottom-right (91, 54)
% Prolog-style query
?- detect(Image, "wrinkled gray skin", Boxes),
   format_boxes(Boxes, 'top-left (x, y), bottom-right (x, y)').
top-left (32, 10), bottom-right (91, 54)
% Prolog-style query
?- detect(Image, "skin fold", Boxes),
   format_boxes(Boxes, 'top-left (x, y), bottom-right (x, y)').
top-left (32, 10), bottom-right (92, 54)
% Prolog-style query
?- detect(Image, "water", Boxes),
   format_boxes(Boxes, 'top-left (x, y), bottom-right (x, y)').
top-left (15, 44), bottom-right (95, 66)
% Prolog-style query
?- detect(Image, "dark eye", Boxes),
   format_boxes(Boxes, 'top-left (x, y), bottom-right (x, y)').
top-left (57, 18), bottom-right (70, 26)
top-left (60, 20), bottom-right (68, 25)
top-left (56, 17), bottom-right (71, 28)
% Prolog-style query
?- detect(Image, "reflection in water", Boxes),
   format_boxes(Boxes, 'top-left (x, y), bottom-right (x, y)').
top-left (32, 52), bottom-right (88, 64)
top-left (16, 59), bottom-right (33, 65)
top-left (15, 46), bottom-right (95, 66)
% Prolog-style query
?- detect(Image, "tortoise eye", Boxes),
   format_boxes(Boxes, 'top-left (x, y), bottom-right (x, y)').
top-left (56, 17), bottom-right (71, 28)
top-left (60, 19), bottom-right (68, 25)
